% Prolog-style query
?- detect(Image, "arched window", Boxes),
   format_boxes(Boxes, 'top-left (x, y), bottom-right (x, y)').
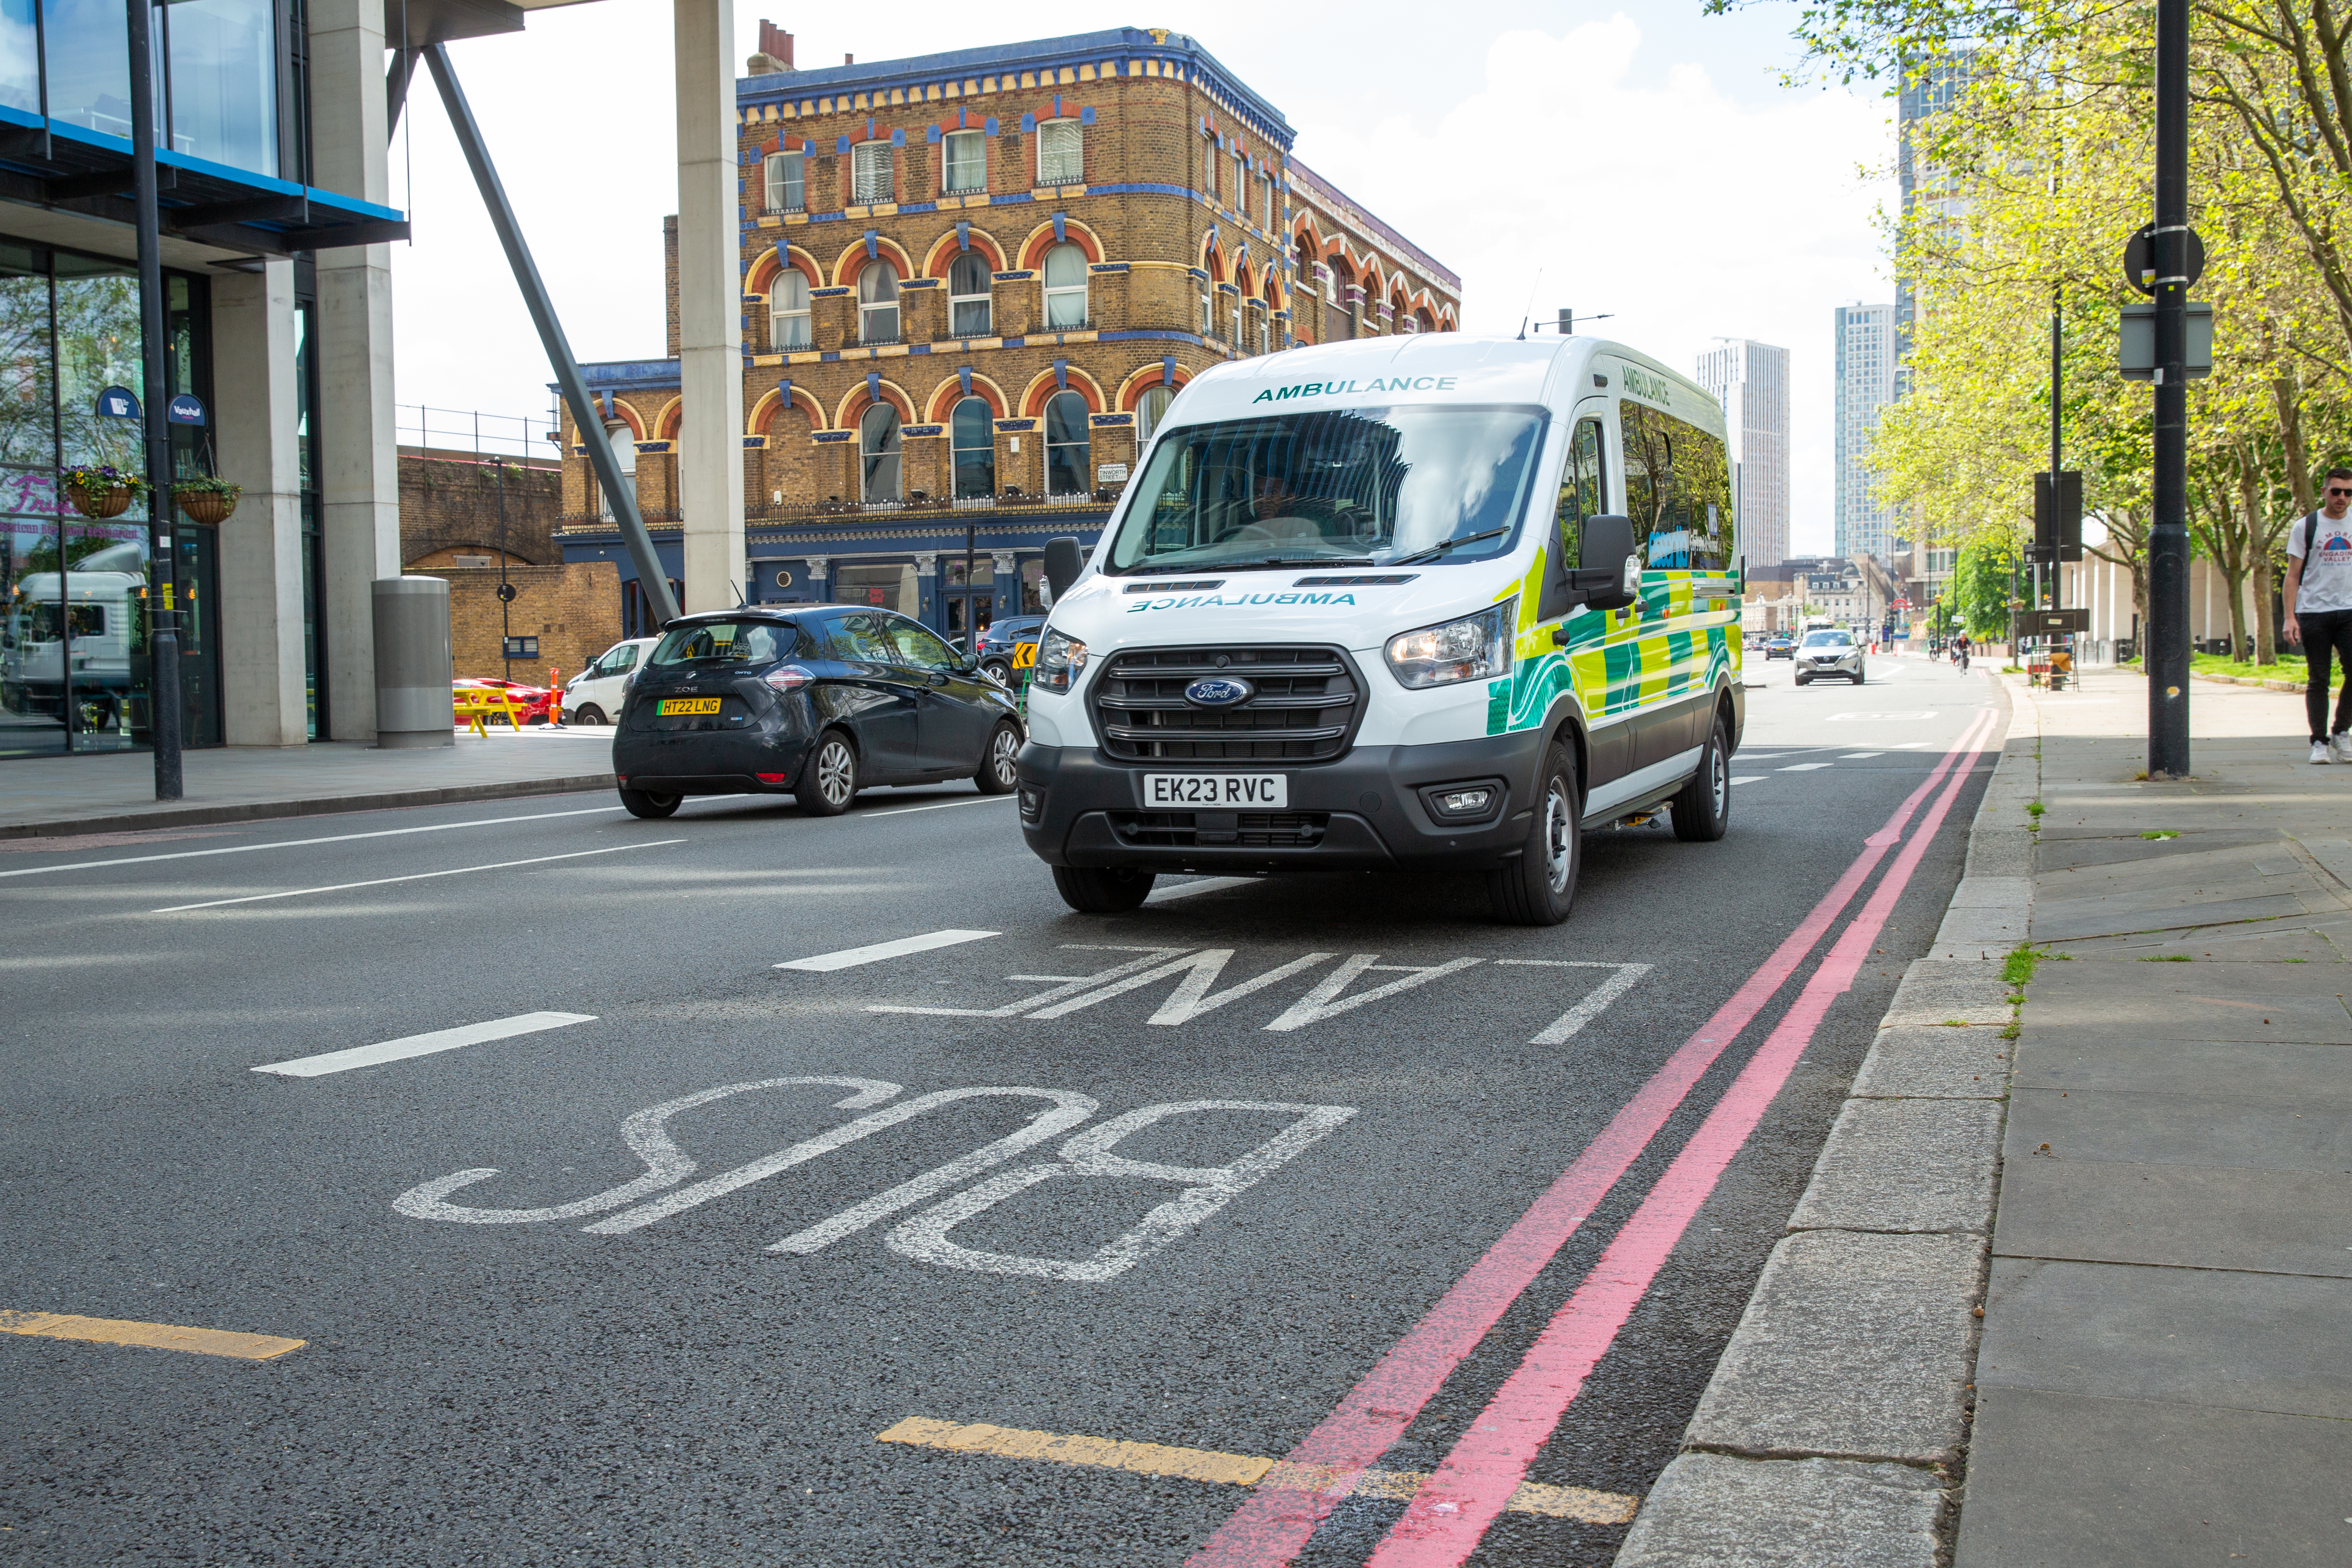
top-left (771, 269), bottom-right (810, 350)
top-left (1136, 385), bottom-right (1174, 445)
top-left (950, 396), bottom-right (995, 500)
top-left (1041, 243), bottom-right (1088, 330)
top-left (860, 403), bottom-right (902, 502)
top-left (1043, 390), bottom-right (1090, 496)
top-left (595, 418), bottom-right (637, 521)
top-left (948, 252), bottom-right (991, 337)
top-left (858, 261), bottom-right (899, 344)
top-left (764, 150), bottom-right (805, 212)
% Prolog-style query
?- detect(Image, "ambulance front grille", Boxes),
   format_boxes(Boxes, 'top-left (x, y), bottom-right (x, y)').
top-left (1090, 644), bottom-right (1362, 762)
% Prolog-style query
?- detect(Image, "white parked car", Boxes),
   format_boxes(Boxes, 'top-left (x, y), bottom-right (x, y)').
top-left (560, 637), bottom-right (658, 725)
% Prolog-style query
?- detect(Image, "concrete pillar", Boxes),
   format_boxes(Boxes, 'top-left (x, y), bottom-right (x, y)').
top-left (211, 261), bottom-right (307, 747)
top-left (675, 0), bottom-right (745, 612)
top-left (309, 0), bottom-right (401, 739)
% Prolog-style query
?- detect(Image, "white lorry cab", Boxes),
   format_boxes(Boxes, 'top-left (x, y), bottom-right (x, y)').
top-left (1017, 333), bottom-right (1745, 925)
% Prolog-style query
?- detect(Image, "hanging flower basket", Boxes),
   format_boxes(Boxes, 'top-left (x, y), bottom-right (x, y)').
top-left (61, 464), bottom-right (146, 520)
top-left (171, 477), bottom-right (241, 525)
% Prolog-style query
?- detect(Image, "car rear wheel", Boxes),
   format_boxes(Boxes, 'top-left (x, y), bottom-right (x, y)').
top-left (975, 721), bottom-right (1021, 794)
top-left (797, 731), bottom-right (859, 816)
top-left (1487, 742), bottom-right (1581, 926)
top-left (619, 787), bottom-right (680, 819)
top-left (980, 657), bottom-right (1013, 685)
top-left (1052, 865), bottom-right (1157, 913)
top-left (572, 705), bottom-right (607, 726)
top-left (1671, 714), bottom-right (1733, 843)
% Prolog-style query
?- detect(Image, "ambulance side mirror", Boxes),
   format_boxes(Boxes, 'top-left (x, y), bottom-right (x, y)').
top-left (1574, 514), bottom-right (1640, 612)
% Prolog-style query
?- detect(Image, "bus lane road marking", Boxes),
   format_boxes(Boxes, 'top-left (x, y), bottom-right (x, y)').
top-left (874, 1416), bottom-right (1636, 1525)
top-left (392, 1080), bottom-right (1355, 1284)
top-left (845, 944), bottom-right (1640, 1038)
top-left (150, 840), bottom-right (684, 912)
top-left (252, 1011), bottom-right (597, 1078)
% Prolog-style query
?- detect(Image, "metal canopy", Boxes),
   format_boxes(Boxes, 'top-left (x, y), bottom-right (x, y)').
top-left (0, 105), bottom-right (408, 257)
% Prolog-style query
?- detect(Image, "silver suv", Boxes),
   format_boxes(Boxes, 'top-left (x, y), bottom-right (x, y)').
top-left (1793, 628), bottom-right (1865, 686)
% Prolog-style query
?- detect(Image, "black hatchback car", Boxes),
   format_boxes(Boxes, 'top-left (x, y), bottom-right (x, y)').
top-left (612, 607), bottom-right (1024, 818)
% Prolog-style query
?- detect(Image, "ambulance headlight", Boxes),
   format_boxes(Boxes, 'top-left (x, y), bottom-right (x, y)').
top-left (1034, 628), bottom-right (1088, 693)
top-left (1384, 599), bottom-right (1516, 689)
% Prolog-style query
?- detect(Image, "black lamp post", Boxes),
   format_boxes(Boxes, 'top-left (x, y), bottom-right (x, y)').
top-left (2147, 0), bottom-right (2192, 775)
top-left (128, 0), bottom-right (181, 799)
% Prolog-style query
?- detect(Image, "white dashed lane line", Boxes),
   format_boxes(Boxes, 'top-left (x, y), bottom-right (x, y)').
top-left (252, 1011), bottom-right (597, 1078)
top-left (1840, 752), bottom-right (1885, 759)
top-left (777, 930), bottom-right (999, 971)
top-left (1779, 763), bottom-right (1834, 772)
top-left (1729, 776), bottom-right (1765, 787)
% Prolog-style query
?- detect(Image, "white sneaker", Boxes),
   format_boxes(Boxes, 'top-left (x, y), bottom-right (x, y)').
top-left (2313, 742), bottom-right (2334, 764)
top-left (2332, 732), bottom-right (2352, 764)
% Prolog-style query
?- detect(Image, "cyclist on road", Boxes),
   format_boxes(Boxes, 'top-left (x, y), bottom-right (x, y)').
top-left (1953, 632), bottom-right (1972, 672)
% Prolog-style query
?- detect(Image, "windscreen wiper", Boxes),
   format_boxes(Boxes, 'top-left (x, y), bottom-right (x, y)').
top-left (1388, 527), bottom-right (1509, 565)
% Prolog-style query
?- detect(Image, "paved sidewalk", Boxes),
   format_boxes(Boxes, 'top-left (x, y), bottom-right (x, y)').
top-left (0, 727), bottom-right (615, 838)
top-left (1955, 666), bottom-right (2352, 1568)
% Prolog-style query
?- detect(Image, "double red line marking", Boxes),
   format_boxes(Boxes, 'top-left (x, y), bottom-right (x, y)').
top-left (1187, 710), bottom-right (2000, 1568)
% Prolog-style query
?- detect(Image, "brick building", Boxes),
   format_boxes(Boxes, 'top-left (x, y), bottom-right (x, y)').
top-left (556, 23), bottom-right (1459, 641)
top-left (396, 444), bottom-right (619, 685)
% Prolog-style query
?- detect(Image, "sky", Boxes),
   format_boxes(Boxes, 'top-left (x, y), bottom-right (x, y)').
top-left (387, 2), bottom-right (1898, 557)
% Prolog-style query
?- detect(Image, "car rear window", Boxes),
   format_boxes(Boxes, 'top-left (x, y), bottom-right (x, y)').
top-left (647, 621), bottom-right (798, 667)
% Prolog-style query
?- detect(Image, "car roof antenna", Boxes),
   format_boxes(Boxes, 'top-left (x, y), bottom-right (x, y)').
top-left (731, 576), bottom-right (748, 608)
top-left (1516, 268), bottom-right (1543, 340)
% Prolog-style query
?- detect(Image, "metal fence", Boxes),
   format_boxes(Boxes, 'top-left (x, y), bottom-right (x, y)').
top-left (397, 404), bottom-right (558, 460)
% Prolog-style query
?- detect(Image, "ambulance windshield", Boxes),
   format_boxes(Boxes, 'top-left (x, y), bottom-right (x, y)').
top-left (1105, 404), bottom-right (1546, 574)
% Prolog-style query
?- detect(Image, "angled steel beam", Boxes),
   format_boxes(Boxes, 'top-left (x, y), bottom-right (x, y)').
top-left (388, 48), bottom-right (420, 139)
top-left (422, 43), bottom-right (680, 627)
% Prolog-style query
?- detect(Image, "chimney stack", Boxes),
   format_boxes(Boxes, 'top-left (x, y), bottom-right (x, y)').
top-left (747, 20), bottom-right (793, 75)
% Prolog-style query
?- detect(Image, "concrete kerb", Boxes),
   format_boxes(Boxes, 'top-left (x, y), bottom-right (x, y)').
top-left (0, 772), bottom-right (618, 840)
top-left (1615, 675), bottom-right (2038, 1568)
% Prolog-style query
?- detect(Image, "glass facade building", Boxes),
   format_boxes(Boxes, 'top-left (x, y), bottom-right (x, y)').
top-left (0, 2), bottom-right (407, 762)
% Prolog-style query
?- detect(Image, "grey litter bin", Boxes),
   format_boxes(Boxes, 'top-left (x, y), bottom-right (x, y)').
top-left (373, 576), bottom-right (454, 749)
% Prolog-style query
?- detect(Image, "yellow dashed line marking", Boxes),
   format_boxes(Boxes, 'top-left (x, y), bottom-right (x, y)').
top-left (0, 1310), bottom-right (305, 1361)
top-left (877, 1416), bottom-right (1637, 1524)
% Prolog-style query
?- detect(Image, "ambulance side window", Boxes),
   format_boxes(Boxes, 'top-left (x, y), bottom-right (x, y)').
top-left (1683, 428), bottom-right (1734, 573)
top-left (1541, 418), bottom-right (1607, 621)
top-left (1555, 418), bottom-right (1605, 562)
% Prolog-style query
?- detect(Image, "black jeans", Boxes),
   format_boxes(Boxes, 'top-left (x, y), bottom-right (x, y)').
top-left (2300, 608), bottom-right (2352, 741)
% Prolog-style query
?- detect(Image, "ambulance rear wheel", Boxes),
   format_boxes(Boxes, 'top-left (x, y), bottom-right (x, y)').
top-left (1672, 715), bottom-right (1732, 843)
top-left (1489, 744), bottom-right (1581, 927)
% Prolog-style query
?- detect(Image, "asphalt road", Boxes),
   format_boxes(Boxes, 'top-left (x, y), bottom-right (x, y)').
top-left (0, 650), bottom-right (2000, 1568)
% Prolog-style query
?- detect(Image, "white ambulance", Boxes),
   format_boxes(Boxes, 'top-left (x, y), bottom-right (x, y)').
top-left (1016, 334), bottom-right (1745, 925)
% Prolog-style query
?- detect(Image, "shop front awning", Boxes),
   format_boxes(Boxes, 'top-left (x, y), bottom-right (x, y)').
top-left (0, 106), bottom-right (408, 258)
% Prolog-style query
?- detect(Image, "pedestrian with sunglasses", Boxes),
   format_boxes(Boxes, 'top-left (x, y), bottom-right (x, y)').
top-left (2284, 465), bottom-right (2352, 763)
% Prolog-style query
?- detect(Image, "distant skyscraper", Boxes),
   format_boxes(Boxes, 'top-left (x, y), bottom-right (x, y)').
top-left (1694, 339), bottom-right (1790, 569)
top-left (1834, 303), bottom-right (1898, 566)
top-left (1895, 52), bottom-right (1974, 391)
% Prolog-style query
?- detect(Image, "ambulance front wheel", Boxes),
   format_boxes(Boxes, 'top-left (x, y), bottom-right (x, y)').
top-left (1672, 715), bottom-right (1733, 843)
top-left (1488, 743), bottom-right (1581, 927)
top-left (1053, 865), bottom-right (1157, 913)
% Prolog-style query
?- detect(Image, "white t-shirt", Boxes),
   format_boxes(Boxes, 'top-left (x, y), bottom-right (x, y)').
top-left (2290, 510), bottom-right (2352, 613)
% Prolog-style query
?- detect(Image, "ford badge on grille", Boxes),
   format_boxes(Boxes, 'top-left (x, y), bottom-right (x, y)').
top-left (1183, 676), bottom-right (1254, 706)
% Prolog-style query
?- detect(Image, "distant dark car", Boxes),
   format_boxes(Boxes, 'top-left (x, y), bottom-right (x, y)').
top-left (611, 608), bottom-right (1024, 818)
top-left (974, 614), bottom-right (1048, 682)
top-left (1764, 635), bottom-right (1796, 660)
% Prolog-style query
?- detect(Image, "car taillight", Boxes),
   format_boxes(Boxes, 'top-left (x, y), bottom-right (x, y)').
top-left (763, 664), bottom-right (812, 693)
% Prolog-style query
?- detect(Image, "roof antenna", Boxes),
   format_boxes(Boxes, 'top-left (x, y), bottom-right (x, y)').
top-left (1516, 268), bottom-right (1544, 340)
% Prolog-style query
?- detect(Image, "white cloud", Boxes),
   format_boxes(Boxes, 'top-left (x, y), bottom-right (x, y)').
top-left (387, 6), bottom-right (1893, 552)
top-left (1297, 17), bottom-right (1895, 556)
